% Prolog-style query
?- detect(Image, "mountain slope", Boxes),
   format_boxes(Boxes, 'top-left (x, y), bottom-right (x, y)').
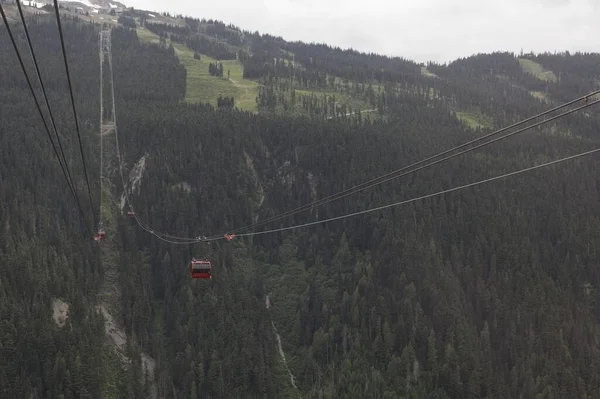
top-left (2, 10), bottom-right (600, 399)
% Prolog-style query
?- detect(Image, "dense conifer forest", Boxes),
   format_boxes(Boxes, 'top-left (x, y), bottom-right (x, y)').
top-left (2, 8), bottom-right (600, 398)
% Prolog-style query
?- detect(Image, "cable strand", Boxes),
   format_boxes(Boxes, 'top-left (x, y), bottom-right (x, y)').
top-left (0, 3), bottom-right (93, 238)
top-left (15, 0), bottom-right (81, 213)
top-left (124, 94), bottom-right (600, 244)
top-left (225, 90), bottom-right (600, 235)
top-left (53, 0), bottom-right (98, 228)
top-left (95, 33), bottom-right (599, 245)
top-left (135, 98), bottom-right (600, 244)
top-left (235, 146), bottom-right (600, 238)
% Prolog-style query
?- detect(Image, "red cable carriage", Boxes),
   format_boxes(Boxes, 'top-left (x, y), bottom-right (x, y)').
top-left (93, 228), bottom-right (106, 241)
top-left (190, 259), bottom-right (212, 279)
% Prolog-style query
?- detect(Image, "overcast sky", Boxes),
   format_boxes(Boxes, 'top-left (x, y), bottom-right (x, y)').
top-left (123, 0), bottom-right (599, 63)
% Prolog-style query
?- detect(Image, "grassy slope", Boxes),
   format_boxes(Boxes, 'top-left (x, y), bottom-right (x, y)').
top-left (456, 110), bottom-right (493, 129)
top-left (495, 74), bottom-right (552, 103)
top-left (530, 90), bottom-right (550, 102)
top-left (421, 66), bottom-right (439, 78)
top-left (134, 25), bottom-right (382, 117)
top-left (136, 26), bottom-right (259, 112)
top-left (518, 58), bottom-right (557, 82)
top-left (135, 25), bottom-right (161, 45)
top-left (135, 21), bottom-right (529, 130)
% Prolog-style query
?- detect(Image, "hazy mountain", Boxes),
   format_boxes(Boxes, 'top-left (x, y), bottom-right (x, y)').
top-left (1, 7), bottom-right (600, 398)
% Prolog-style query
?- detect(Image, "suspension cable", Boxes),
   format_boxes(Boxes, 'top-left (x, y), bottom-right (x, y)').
top-left (123, 95), bottom-right (600, 244)
top-left (98, 26), bottom-right (210, 245)
top-left (52, 0), bottom-right (98, 228)
top-left (0, 3), bottom-right (93, 238)
top-left (130, 98), bottom-right (600, 245)
top-left (102, 29), bottom-right (197, 246)
top-left (98, 29), bottom-right (598, 245)
top-left (224, 89), bottom-right (600, 236)
top-left (233, 146), bottom-right (600, 238)
top-left (15, 0), bottom-right (80, 210)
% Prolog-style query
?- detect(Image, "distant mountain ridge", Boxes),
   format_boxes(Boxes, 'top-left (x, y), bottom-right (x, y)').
top-left (1, 9), bottom-right (600, 399)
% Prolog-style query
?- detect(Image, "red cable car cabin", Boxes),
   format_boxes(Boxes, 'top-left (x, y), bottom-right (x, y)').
top-left (93, 229), bottom-right (106, 241)
top-left (127, 211), bottom-right (135, 218)
top-left (190, 259), bottom-right (212, 279)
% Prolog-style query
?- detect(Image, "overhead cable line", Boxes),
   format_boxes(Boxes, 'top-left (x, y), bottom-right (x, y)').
top-left (135, 217), bottom-right (201, 243)
top-left (99, 28), bottom-right (196, 246)
top-left (135, 218), bottom-right (203, 245)
top-left (224, 89), bottom-right (600, 236)
top-left (0, 3), bottom-right (93, 237)
top-left (133, 97), bottom-right (600, 244)
top-left (233, 145), bottom-right (600, 238)
top-left (52, 0), bottom-right (98, 227)
top-left (99, 29), bottom-right (597, 245)
top-left (15, 0), bottom-right (80, 206)
top-left (128, 94), bottom-right (600, 244)
top-left (97, 26), bottom-right (210, 245)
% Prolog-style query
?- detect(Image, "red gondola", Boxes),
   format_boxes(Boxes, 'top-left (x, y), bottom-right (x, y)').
top-left (127, 211), bottom-right (135, 218)
top-left (94, 229), bottom-right (106, 241)
top-left (190, 259), bottom-right (212, 279)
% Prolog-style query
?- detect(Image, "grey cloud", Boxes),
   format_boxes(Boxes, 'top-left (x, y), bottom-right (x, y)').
top-left (124, 0), bottom-right (600, 63)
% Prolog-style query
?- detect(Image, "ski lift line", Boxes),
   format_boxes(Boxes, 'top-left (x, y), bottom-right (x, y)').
top-left (232, 146), bottom-right (600, 239)
top-left (101, 29), bottom-right (598, 244)
top-left (131, 206), bottom-right (217, 244)
top-left (97, 28), bottom-right (180, 244)
top-left (134, 213), bottom-right (200, 241)
top-left (16, 0), bottom-right (81, 209)
top-left (132, 209), bottom-right (216, 243)
top-left (132, 216), bottom-right (201, 244)
top-left (139, 221), bottom-right (214, 242)
top-left (132, 208), bottom-right (219, 243)
top-left (0, 3), bottom-right (94, 238)
top-left (138, 96), bottom-right (599, 245)
top-left (207, 96), bottom-right (600, 240)
top-left (224, 89), bottom-right (600, 236)
top-left (102, 33), bottom-right (201, 246)
top-left (129, 96), bottom-right (600, 245)
top-left (53, 0), bottom-right (98, 228)
top-left (122, 195), bottom-right (213, 243)
top-left (103, 29), bottom-right (134, 223)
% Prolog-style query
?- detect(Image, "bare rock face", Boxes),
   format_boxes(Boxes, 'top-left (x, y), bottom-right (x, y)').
top-left (52, 298), bottom-right (69, 328)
